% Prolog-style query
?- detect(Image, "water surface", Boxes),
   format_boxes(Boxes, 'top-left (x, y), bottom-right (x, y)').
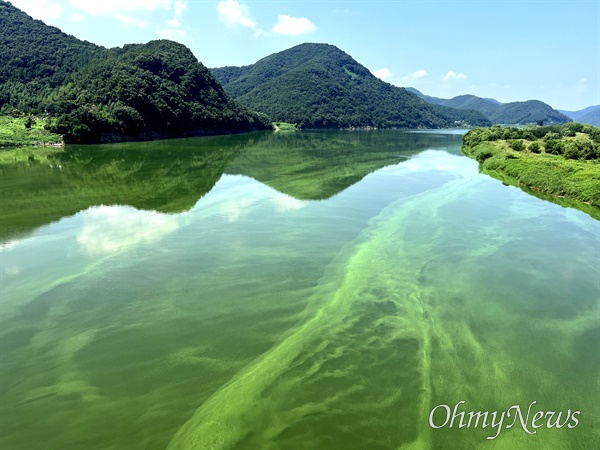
top-left (1, 130), bottom-right (598, 449)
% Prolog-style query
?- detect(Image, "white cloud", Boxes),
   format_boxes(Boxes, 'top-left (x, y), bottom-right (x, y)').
top-left (68, 0), bottom-right (187, 30)
top-left (396, 69), bottom-right (429, 86)
top-left (4, 265), bottom-right (22, 276)
top-left (220, 198), bottom-right (256, 222)
top-left (10, 0), bottom-right (63, 21)
top-left (113, 13), bottom-right (150, 28)
top-left (68, 0), bottom-right (171, 16)
top-left (272, 15), bottom-right (317, 36)
top-left (215, 3), bottom-right (316, 38)
top-left (443, 71), bottom-right (467, 81)
top-left (0, 240), bottom-right (20, 250)
top-left (77, 206), bottom-right (179, 255)
top-left (173, 0), bottom-right (186, 20)
top-left (372, 68), bottom-right (393, 80)
top-left (253, 28), bottom-right (269, 38)
top-left (160, 0), bottom-right (188, 39)
top-left (216, 0), bottom-right (256, 29)
top-left (382, 150), bottom-right (472, 178)
top-left (157, 26), bottom-right (189, 41)
top-left (71, 13), bottom-right (85, 22)
top-left (271, 194), bottom-right (307, 211)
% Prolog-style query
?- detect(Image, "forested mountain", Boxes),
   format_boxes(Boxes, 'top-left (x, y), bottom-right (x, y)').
top-left (44, 41), bottom-right (271, 142)
top-left (427, 103), bottom-right (490, 128)
top-left (0, 1), bottom-right (271, 142)
top-left (559, 106), bottom-right (600, 126)
top-left (407, 88), bottom-right (571, 125)
top-left (212, 43), bottom-right (491, 129)
top-left (0, 1), bottom-right (102, 112)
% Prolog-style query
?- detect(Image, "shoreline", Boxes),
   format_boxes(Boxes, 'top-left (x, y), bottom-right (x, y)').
top-left (462, 127), bottom-right (600, 220)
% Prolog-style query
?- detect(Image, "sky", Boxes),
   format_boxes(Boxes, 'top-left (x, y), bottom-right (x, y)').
top-left (8, 0), bottom-right (600, 111)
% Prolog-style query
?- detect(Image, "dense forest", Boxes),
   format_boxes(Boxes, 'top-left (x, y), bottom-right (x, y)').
top-left (44, 41), bottom-right (272, 142)
top-left (212, 43), bottom-right (491, 129)
top-left (407, 88), bottom-right (571, 126)
top-left (0, 1), bottom-right (103, 113)
top-left (0, 1), bottom-right (271, 143)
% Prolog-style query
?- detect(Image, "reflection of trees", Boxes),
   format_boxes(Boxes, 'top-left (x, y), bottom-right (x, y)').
top-left (227, 130), bottom-right (454, 200)
top-left (227, 130), bottom-right (461, 200)
top-left (0, 130), bottom-right (462, 242)
top-left (0, 132), bottom-right (267, 242)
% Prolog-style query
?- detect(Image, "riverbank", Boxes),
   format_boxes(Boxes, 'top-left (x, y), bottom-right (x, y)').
top-left (0, 115), bottom-right (63, 146)
top-left (0, 115), bottom-right (64, 163)
top-left (462, 124), bottom-right (600, 219)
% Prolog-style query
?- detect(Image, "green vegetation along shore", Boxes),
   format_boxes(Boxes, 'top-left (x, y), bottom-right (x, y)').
top-left (462, 123), bottom-right (600, 219)
top-left (0, 115), bottom-right (63, 164)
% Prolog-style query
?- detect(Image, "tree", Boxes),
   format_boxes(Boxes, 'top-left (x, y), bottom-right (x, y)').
top-left (545, 139), bottom-right (564, 155)
top-left (509, 140), bottom-right (524, 151)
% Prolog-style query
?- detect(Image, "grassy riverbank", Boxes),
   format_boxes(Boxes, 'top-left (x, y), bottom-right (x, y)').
top-left (0, 115), bottom-right (64, 164)
top-left (462, 123), bottom-right (600, 218)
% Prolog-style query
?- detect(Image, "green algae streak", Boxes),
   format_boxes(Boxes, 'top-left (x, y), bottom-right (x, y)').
top-left (169, 172), bottom-right (599, 449)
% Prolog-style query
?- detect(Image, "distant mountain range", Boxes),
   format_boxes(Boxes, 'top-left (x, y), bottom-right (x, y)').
top-left (406, 88), bottom-right (571, 126)
top-left (212, 43), bottom-right (491, 129)
top-left (559, 106), bottom-right (600, 126)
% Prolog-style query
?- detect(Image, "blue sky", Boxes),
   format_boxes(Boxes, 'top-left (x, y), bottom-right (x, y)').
top-left (10, 0), bottom-right (599, 111)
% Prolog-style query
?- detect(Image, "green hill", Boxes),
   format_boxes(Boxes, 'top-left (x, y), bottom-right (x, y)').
top-left (0, 1), bottom-right (271, 143)
top-left (212, 43), bottom-right (491, 129)
top-left (407, 88), bottom-right (571, 125)
top-left (491, 100), bottom-right (569, 125)
top-left (44, 40), bottom-right (272, 143)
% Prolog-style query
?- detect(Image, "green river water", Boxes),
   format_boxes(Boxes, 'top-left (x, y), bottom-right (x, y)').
top-left (0, 130), bottom-right (598, 449)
